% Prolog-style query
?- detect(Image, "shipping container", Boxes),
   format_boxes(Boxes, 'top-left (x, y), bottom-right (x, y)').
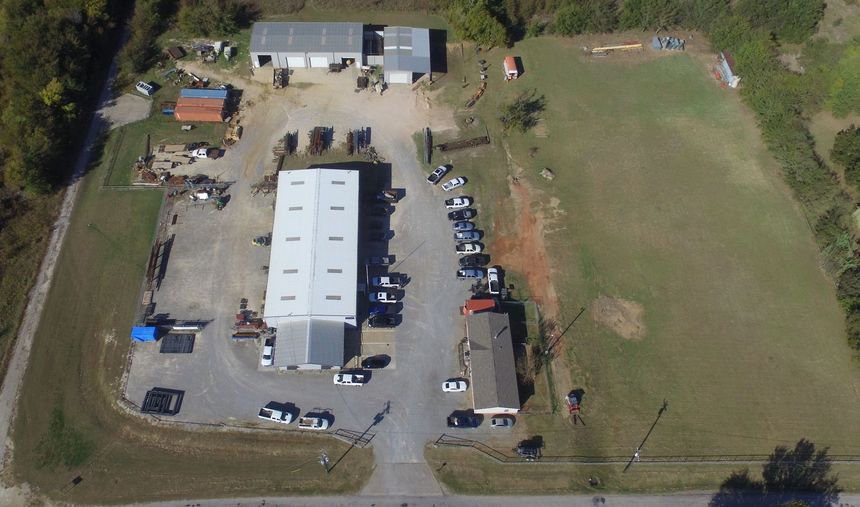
top-left (180, 88), bottom-right (229, 100)
top-left (176, 96), bottom-right (227, 109)
top-left (173, 106), bottom-right (225, 122)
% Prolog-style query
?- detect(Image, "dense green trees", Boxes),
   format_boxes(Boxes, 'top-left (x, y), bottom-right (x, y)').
top-left (177, 0), bottom-right (255, 37)
top-left (0, 0), bottom-right (117, 193)
top-left (448, 0), bottom-right (510, 48)
top-left (554, 0), bottom-right (616, 36)
top-left (710, 439), bottom-right (840, 507)
top-left (618, 0), bottom-right (681, 30)
top-left (120, 0), bottom-right (169, 74)
top-left (736, 0), bottom-right (825, 44)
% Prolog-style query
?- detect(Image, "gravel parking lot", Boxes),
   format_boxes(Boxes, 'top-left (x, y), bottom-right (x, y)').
top-left (124, 66), bottom-right (505, 493)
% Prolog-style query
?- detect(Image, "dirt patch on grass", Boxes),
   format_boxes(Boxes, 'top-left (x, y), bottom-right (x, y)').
top-left (492, 177), bottom-right (560, 320)
top-left (591, 296), bottom-right (646, 341)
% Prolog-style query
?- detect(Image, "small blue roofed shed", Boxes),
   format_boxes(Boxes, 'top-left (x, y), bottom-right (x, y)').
top-left (131, 326), bottom-right (157, 342)
top-left (180, 88), bottom-right (229, 100)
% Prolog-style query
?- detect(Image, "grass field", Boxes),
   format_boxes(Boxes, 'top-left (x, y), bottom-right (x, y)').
top-left (426, 36), bottom-right (860, 491)
top-left (10, 98), bottom-right (371, 504)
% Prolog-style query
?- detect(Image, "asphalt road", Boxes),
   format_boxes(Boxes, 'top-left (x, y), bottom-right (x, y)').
top-left (132, 493), bottom-right (860, 507)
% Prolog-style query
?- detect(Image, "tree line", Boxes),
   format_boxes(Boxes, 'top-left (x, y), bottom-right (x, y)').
top-left (0, 0), bottom-right (127, 193)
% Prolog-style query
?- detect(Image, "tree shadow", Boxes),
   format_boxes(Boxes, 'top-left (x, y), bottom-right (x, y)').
top-left (710, 439), bottom-right (841, 507)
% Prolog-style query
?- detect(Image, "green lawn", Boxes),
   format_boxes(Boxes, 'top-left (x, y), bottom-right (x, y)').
top-left (428, 36), bottom-right (860, 490)
top-left (11, 93), bottom-right (371, 505)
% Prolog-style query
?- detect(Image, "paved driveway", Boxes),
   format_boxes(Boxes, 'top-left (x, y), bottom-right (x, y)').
top-left (125, 71), bottom-right (476, 494)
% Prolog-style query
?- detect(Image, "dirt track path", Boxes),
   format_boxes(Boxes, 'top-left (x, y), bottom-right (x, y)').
top-left (0, 32), bottom-right (127, 472)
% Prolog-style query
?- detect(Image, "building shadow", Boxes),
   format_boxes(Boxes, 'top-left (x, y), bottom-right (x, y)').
top-left (429, 29), bottom-right (448, 74)
top-left (500, 301), bottom-right (534, 406)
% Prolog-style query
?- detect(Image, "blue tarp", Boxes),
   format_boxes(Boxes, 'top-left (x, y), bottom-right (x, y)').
top-left (131, 326), bottom-right (157, 342)
top-left (180, 88), bottom-right (229, 100)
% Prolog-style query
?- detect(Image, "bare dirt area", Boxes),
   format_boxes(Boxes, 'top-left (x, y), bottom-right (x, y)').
top-left (490, 141), bottom-right (560, 320)
top-left (591, 296), bottom-right (646, 341)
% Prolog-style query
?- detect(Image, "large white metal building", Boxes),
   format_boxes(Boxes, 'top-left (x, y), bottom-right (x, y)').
top-left (250, 22), bottom-right (364, 69)
top-left (250, 22), bottom-right (432, 84)
top-left (263, 168), bottom-right (359, 370)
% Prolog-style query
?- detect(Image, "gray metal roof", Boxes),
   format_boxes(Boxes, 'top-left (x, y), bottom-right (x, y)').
top-left (275, 319), bottom-right (345, 368)
top-left (466, 313), bottom-right (520, 411)
top-left (251, 22), bottom-right (363, 54)
top-left (383, 26), bottom-right (431, 74)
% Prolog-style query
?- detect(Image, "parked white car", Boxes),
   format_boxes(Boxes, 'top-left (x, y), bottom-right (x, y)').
top-left (298, 415), bottom-right (330, 431)
top-left (490, 415), bottom-right (515, 429)
top-left (191, 148), bottom-right (210, 159)
top-left (442, 177), bottom-right (466, 192)
top-left (369, 291), bottom-right (400, 303)
top-left (426, 165), bottom-right (449, 184)
top-left (333, 373), bottom-right (366, 386)
top-left (455, 242), bottom-right (483, 255)
top-left (260, 337), bottom-right (274, 366)
top-left (371, 274), bottom-right (405, 288)
top-left (488, 267), bottom-right (501, 295)
top-left (442, 379), bottom-right (468, 392)
top-left (258, 403), bottom-right (292, 424)
top-left (445, 197), bottom-right (473, 210)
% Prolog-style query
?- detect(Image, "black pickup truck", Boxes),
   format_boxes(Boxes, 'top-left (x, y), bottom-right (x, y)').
top-left (447, 414), bottom-right (480, 428)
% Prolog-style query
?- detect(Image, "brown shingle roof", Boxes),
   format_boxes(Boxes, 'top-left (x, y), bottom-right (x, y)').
top-left (466, 312), bottom-right (520, 412)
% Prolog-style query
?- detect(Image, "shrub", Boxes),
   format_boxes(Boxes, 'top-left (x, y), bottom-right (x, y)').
top-left (827, 44), bottom-right (860, 117)
top-left (500, 89), bottom-right (546, 133)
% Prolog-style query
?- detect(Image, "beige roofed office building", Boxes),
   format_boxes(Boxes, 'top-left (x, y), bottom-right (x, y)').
top-left (466, 312), bottom-right (520, 414)
top-left (263, 168), bottom-right (359, 369)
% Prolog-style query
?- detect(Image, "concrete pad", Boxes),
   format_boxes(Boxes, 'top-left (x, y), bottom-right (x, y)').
top-left (98, 93), bottom-right (152, 130)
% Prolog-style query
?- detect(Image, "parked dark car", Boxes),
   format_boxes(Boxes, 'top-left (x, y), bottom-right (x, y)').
top-left (447, 209), bottom-right (476, 221)
top-left (361, 355), bottom-right (391, 369)
top-left (368, 304), bottom-right (391, 316)
top-left (368, 220), bottom-right (384, 230)
top-left (369, 315), bottom-right (397, 328)
top-left (515, 443), bottom-right (542, 461)
top-left (366, 255), bottom-right (394, 266)
top-left (368, 231), bottom-right (390, 242)
top-left (370, 206), bottom-right (390, 216)
top-left (459, 254), bottom-right (491, 268)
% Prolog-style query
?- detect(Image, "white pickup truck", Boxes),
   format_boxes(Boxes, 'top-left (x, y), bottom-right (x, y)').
top-left (298, 415), bottom-right (330, 430)
top-left (257, 403), bottom-right (293, 424)
top-left (370, 274), bottom-right (405, 289)
top-left (333, 372), bottom-right (367, 386)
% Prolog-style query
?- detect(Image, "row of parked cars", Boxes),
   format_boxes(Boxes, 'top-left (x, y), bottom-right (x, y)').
top-left (428, 165), bottom-right (503, 294)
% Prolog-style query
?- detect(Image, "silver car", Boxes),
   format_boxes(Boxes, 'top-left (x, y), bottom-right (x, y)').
top-left (457, 268), bottom-right (485, 280)
top-left (454, 231), bottom-right (481, 242)
top-left (452, 220), bottom-right (476, 232)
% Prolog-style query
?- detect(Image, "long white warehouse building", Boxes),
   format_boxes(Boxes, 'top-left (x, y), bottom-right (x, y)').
top-left (263, 168), bottom-right (359, 370)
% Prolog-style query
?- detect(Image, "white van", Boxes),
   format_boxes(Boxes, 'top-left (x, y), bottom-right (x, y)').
top-left (135, 81), bottom-right (154, 96)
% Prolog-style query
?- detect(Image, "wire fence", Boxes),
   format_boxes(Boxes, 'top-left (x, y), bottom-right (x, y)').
top-left (434, 434), bottom-right (860, 466)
